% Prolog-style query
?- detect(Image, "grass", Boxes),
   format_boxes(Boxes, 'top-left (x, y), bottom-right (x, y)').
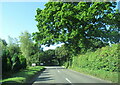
top-left (69, 66), bottom-right (118, 83)
top-left (1, 77), bottom-right (26, 83)
top-left (1, 66), bottom-right (44, 83)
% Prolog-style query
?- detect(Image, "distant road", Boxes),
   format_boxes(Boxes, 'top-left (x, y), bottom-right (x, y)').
top-left (32, 66), bottom-right (112, 85)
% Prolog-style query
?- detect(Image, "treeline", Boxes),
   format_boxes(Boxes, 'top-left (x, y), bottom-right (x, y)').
top-left (1, 31), bottom-right (69, 78)
top-left (1, 31), bottom-right (70, 78)
top-left (0, 32), bottom-right (44, 78)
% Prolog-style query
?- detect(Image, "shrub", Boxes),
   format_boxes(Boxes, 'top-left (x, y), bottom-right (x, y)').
top-left (2, 49), bottom-right (12, 73)
top-left (18, 54), bottom-right (27, 69)
top-left (72, 44), bottom-right (119, 72)
top-left (12, 53), bottom-right (21, 72)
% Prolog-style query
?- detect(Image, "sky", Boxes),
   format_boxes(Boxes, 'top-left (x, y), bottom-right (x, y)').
top-left (0, 2), bottom-right (64, 50)
top-left (0, 2), bottom-right (46, 41)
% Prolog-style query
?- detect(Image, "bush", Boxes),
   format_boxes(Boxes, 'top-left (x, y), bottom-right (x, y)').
top-left (12, 53), bottom-right (21, 72)
top-left (2, 49), bottom-right (12, 73)
top-left (72, 44), bottom-right (119, 72)
top-left (18, 54), bottom-right (27, 69)
top-left (70, 44), bottom-right (119, 82)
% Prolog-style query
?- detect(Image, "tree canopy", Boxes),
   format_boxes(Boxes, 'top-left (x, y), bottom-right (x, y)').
top-left (33, 2), bottom-right (120, 53)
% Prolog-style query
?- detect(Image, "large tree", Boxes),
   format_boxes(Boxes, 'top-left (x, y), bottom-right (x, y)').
top-left (33, 2), bottom-right (120, 53)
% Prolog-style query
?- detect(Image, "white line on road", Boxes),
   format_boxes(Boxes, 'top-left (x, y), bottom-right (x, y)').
top-left (65, 78), bottom-right (72, 83)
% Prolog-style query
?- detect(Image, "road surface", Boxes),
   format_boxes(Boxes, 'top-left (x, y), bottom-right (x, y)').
top-left (32, 66), bottom-right (112, 85)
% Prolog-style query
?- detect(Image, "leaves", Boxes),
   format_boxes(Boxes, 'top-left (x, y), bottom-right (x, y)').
top-left (73, 44), bottom-right (119, 72)
top-left (33, 2), bottom-right (119, 54)
top-left (19, 31), bottom-right (34, 66)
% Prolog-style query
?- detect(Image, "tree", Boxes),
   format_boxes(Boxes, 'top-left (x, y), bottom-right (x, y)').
top-left (33, 2), bottom-right (119, 54)
top-left (12, 53), bottom-right (21, 71)
top-left (2, 49), bottom-right (12, 73)
top-left (18, 54), bottom-right (27, 69)
top-left (0, 39), bottom-right (12, 73)
top-left (19, 31), bottom-right (33, 66)
top-left (8, 36), bottom-right (20, 57)
top-left (42, 49), bottom-right (56, 65)
top-left (0, 38), bottom-right (7, 58)
top-left (55, 45), bottom-right (69, 65)
top-left (0, 38), bottom-right (7, 57)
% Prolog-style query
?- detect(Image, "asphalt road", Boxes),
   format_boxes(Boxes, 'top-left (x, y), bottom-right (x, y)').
top-left (32, 66), bottom-right (112, 85)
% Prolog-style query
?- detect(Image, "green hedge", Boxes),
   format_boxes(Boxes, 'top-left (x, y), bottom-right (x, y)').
top-left (71, 43), bottom-right (119, 82)
top-left (72, 44), bottom-right (119, 72)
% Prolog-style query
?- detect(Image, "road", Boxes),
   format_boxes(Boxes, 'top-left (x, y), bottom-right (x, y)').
top-left (32, 66), bottom-right (112, 85)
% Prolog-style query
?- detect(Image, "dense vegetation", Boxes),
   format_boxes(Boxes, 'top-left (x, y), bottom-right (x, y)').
top-left (1, 1), bottom-right (120, 83)
top-left (72, 44), bottom-right (119, 72)
top-left (0, 32), bottom-right (44, 79)
top-left (68, 44), bottom-right (119, 82)
top-left (33, 2), bottom-right (119, 54)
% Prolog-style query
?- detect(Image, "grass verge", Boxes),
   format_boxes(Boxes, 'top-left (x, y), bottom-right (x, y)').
top-left (69, 66), bottom-right (118, 83)
top-left (1, 66), bottom-right (44, 84)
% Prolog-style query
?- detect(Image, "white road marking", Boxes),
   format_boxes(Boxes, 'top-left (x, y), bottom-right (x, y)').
top-left (65, 78), bottom-right (72, 83)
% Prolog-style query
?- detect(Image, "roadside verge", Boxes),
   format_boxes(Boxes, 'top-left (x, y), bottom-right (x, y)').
top-left (1, 66), bottom-right (45, 85)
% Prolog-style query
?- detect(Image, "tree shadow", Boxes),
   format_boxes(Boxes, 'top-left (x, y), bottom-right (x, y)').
top-left (36, 76), bottom-right (53, 81)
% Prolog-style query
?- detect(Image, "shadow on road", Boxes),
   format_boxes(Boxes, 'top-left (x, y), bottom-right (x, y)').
top-left (37, 76), bottom-right (53, 81)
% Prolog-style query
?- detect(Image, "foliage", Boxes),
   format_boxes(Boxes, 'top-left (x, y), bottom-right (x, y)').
top-left (33, 2), bottom-right (120, 54)
top-left (18, 54), bottom-right (27, 69)
top-left (30, 52), bottom-right (40, 65)
top-left (12, 53), bottom-right (21, 71)
top-left (55, 45), bottom-right (69, 65)
top-left (2, 49), bottom-right (12, 73)
top-left (0, 38), bottom-right (7, 57)
top-left (41, 49), bottom-right (56, 65)
top-left (19, 31), bottom-right (34, 66)
top-left (19, 31), bottom-right (43, 66)
top-left (0, 37), bottom-right (27, 76)
top-left (1, 34), bottom-right (43, 76)
top-left (70, 44), bottom-right (119, 82)
top-left (72, 44), bottom-right (119, 72)
top-left (7, 36), bottom-right (20, 56)
top-left (0, 39), bottom-right (12, 73)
